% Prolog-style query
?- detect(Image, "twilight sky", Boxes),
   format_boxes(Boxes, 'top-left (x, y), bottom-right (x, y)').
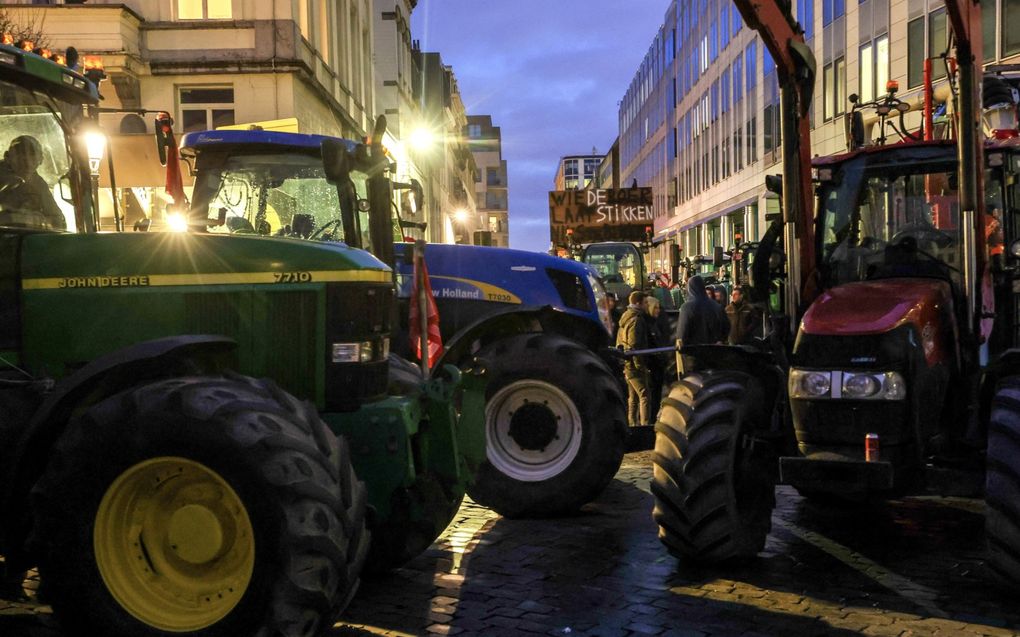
top-left (411, 1), bottom-right (666, 253)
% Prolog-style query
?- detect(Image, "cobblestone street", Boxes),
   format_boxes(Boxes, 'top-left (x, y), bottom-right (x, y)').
top-left (3, 451), bottom-right (1019, 636)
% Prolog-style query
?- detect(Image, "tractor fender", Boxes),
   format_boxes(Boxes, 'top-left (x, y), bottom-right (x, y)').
top-left (432, 305), bottom-right (609, 371)
top-left (1, 335), bottom-right (236, 569)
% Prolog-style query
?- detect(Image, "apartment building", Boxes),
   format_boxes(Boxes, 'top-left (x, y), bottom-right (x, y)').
top-left (619, 0), bottom-right (1019, 273)
top-left (413, 48), bottom-right (477, 244)
top-left (553, 153), bottom-right (603, 191)
top-left (2, 0), bottom-right (376, 228)
top-left (466, 115), bottom-right (509, 248)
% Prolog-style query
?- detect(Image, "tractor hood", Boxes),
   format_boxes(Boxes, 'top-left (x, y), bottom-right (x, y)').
top-left (801, 279), bottom-right (951, 335)
top-left (800, 278), bottom-right (954, 365)
top-left (21, 232), bottom-right (390, 285)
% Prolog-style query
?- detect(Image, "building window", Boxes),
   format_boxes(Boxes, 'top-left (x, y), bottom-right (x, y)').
top-left (858, 35), bottom-right (888, 101)
top-left (1004, 0), bottom-right (1019, 57)
top-left (177, 0), bottom-right (231, 20)
top-left (486, 168), bottom-right (501, 187)
top-left (468, 124), bottom-right (482, 138)
top-left (822, 0), bottom-right (844, 27)
top-left (179, 87), bottom-right (235, 132)
top-left (907, 17), bottom-right (925, 88)
top-left (928, 9), bottom-right (948, 78)
top-left (823, 63), bottom-right (834, 121)
top-left (797, 0), bottom-right (814, 40)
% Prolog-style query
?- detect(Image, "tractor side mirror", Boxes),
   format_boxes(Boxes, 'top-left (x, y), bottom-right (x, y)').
top-left (154, 113), bottom-right (175, 166)
top-left (765, 174), bottom-right (783, 197)
top-left (713, 245), bottom-right (724, 268)
top-left (321, 139), bottom-right (353, 185)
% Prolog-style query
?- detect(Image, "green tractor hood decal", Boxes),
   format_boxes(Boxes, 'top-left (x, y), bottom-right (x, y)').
top-left (21, 232), bottom-right (390, 283)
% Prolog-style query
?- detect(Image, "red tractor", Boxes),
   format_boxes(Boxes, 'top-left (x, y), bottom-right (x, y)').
top-left (651, 0), bottom-right (1020, 584)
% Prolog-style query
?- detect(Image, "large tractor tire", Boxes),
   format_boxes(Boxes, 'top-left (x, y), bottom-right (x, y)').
top-left (651, 372), bottom-right (776, 563)
top-left (30, 374), bottom-right (368, 637)
top-left (985, 375), bottom-right (1020, 584)
top-left (468, 333), bottom-right (626, 518)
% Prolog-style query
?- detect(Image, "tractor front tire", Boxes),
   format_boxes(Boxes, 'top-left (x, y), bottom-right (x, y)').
top-left (468, 333), bottom-right (626, 518)
top-left (30, 374), bottom-right (368, 637)
top-left (986, 375), bottom-right (1020, 585)
top-left (652, 372), bottom-right (776, 563)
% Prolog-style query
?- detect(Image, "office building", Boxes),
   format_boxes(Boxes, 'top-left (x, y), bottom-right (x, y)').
top-left (619, 0), bottom-right (1018, 274)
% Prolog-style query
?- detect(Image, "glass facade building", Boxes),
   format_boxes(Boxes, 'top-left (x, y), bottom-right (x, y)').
top-left (619, 0), bottom-right (1018, 274)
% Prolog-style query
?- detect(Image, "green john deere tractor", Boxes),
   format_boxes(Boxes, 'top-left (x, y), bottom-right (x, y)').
top-left (0, 40), bottom-right (484, 637)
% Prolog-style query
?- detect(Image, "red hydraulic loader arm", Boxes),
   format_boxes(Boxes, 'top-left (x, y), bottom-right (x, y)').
top-left (943, 0), bottom-right (986, 332)
top-left (731, 0), bottom-right (816, 319)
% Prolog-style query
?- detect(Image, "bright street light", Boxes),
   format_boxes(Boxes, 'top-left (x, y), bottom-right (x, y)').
top-left (83, 129), bottom-right (106, 176)
top-left (409, 126), bottom-right (436, 152)
top-left (453, 209), bottom-right (469, 224)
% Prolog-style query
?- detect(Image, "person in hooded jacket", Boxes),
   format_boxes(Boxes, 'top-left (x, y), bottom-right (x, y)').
top-left (675, 275), bottom-right (730, 352)
top-left (616, 290), bottom-right (651, 426)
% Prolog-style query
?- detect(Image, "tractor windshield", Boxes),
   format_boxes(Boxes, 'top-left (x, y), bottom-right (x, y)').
top-left (191, 151), bottom-right (370, 244)
top-left (818, 157), bottom-right (965, 289)
top-left (583, 243), bottom-right (641, 289)
top-left (0, 78), bottom-right (80, 232)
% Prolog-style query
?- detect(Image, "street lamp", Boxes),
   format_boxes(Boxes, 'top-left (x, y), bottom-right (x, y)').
top-left (453, 208), bottom-right (469, 224)
top-left (409, 126), bottom-right (436, 152)
top-left (81, 127), bottom-right (106, 229)
top-left (83, 129), bottom-right (106, 176)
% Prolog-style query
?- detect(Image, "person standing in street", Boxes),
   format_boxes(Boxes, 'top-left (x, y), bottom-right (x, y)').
top-left (725, 286), bottom-right (757, 345)
top-left (676, 276), bottom-right (730, 347)
top-left (644, 296), bottom-right (669, 425)
top-left (616, 290), bottom-right (651, 426)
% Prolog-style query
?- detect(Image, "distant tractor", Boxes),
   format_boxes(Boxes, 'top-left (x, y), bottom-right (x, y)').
top-left (177, 128), bottom-right (628, 518)
top-left (0, 38), bottom-right (482, 637)
top-left (650, 0), bottom-right (1020, 586)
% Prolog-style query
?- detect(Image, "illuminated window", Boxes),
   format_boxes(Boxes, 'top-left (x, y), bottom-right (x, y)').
top-left (178, 0), bottom-right (231, 20)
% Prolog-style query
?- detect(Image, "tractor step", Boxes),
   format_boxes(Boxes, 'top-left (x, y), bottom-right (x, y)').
top-left (779, 456), bottom-right (894, 492)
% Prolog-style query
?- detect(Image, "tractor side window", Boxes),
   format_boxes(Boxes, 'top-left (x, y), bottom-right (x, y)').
top-left (0, 80), bottom-right (77, 232)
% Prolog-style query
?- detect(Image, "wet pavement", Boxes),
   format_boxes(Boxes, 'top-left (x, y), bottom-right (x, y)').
top-left (3, 450), bottom-right (1019, 636)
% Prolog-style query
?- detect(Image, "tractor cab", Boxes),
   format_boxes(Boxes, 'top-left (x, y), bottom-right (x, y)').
top-left (0, 44), bottom-right (100, 235)
top-left (182, 131), bottom-right (379, 245)
top-left (580, 241), bottom-right (646, 300)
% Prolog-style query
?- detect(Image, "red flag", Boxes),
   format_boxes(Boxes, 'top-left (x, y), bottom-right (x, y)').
top-left (409, 251), bottom-right (444, 368)
top-left (155, 113), bottom-right (187, 208)
top-left (164, 133), bottom-right (187, 207)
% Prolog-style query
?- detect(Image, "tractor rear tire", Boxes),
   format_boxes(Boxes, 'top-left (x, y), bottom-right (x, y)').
top-left (30, 374), bottom-right (368, 637)
top-left (652, 372), bottom-right (776, 562)
top-left (468, 333), bottom-right (627, 518)
top-left (986, 375), bottom-right (1020, 585)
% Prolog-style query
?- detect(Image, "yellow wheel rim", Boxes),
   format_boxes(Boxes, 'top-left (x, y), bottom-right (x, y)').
top-left (94, 457), bottom-right (255, 632)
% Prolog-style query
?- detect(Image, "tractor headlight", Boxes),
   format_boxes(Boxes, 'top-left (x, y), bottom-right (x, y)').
top-left (331, 340), bottom-right (375, 363)
top-left (843, 373), bottom-right (880, 398)
top-left (790, 369), bottom-right (831, 398)
top-left (789, 369), bottom-right (907, 400)
top-left (880, 372), bottom-right (907, 400)
top-left (332, 342), bottom-right (361, 363)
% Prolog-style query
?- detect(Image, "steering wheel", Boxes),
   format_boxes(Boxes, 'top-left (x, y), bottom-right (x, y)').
top-left (887, 234), bottom-right (961, 274)
top-left (890, 223), bottom-right (955, 249)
